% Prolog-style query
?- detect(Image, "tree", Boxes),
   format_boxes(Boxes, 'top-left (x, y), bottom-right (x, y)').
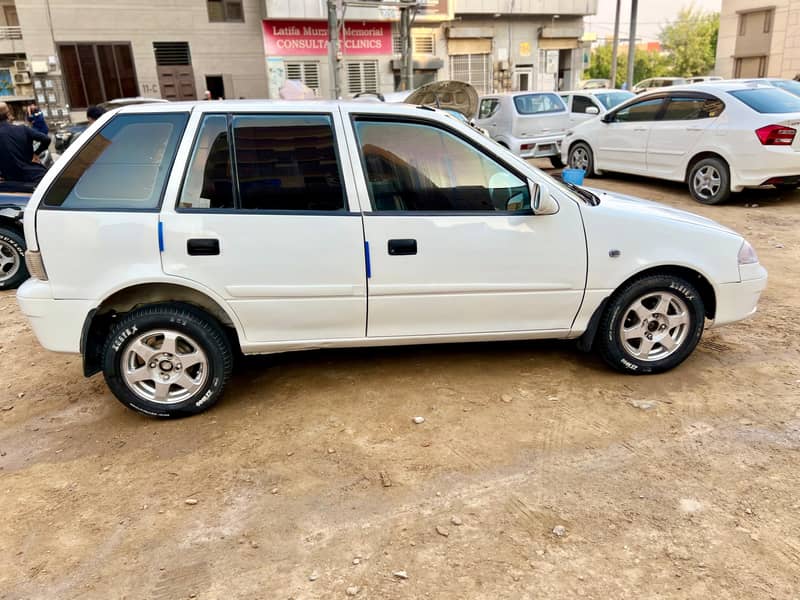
top-left (660, 6), bottom-right (720, 77)
top-left (586, 43), bottom-right (670, 87)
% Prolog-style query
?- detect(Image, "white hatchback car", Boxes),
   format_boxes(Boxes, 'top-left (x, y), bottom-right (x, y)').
top-left (560, 89), bottom-right (636, 126)
top-left (563, 82), bottom-right (800, 204)
top-left (18, 100), bottom-right (767, 417)
top-left (474, 92), bottom-right (570, 167)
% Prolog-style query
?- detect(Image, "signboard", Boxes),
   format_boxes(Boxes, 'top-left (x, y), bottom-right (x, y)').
top-left (0, 69), bottom-right (13, 96)
top-left (519, 42), bottom-right (531, 57)
top-left (545, 50), bottom-right (559, 74)
top-left (416, 0), bottom-right (454, 22)
top-left (262, 20), bottom-right (392, 56)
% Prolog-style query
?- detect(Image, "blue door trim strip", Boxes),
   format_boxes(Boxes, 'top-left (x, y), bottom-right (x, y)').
top-left (364, 241), bottom-right (371, 278)
top-left (158, 221), bottom-right (165, 252)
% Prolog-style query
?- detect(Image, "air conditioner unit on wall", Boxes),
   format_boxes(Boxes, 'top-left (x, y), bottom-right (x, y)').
top-left (13, 72), bottom-right (31, 85)
top-left (14, 60), bottom-right (29, 73)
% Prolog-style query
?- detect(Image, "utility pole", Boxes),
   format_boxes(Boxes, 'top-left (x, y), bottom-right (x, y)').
top-left (625, 0), bottom-right (638, 90)
top-left (327, 0), bottom-right (342, 99)
top-left (609, 0), bottom-right (621, 88)
top-left (400, 6), bottom-right (412, 91)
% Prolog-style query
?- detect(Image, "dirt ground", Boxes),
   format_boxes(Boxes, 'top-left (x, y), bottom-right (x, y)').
top-left (1, 167), bottom-right (799, 600)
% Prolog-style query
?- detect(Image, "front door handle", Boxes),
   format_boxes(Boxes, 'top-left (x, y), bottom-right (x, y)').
top-left (187, 238), bottom-right (220, 256)
top-left (388, 239), bottom-right (417, 256)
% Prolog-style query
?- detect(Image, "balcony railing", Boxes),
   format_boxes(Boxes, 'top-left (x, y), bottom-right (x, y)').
top-left (0, 26), bottom-right (22, 40)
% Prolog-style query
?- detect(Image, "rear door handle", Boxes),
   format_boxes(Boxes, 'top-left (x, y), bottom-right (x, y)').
top-left (187, 238), bottom-right (220, 256)
top-left (388, 239), bottom-right (417, 256)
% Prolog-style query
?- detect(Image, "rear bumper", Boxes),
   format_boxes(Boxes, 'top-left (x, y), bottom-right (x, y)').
top-left (731, 147), bottom-right (800, 190)
top-left (505, 134), bottom-right (564, 158)
top-left (16, 279), bottom-right (91, 353)
top-left (708, 264), bottom-right (768, 329)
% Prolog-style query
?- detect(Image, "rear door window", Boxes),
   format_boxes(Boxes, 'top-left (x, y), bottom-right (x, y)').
top-left (43, 113), bottom-right (188, 210)
top-left (662, 96), bottom-right (725, 120)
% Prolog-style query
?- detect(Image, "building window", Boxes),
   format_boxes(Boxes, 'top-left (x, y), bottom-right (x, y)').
top-left (738, 15), bottom-right (746, 36)
top-left (393, 33), bottom-right (435, 54)
top-left (449, 54), bottom-right (492, 94)
top-left (207, 0), bottom-right (243, 22)
top-left (734, 56), bottom-right (768, 78)
top-left (763, 10), bottom-right (772, 33)
top-left (286, 62), bottom-right (320, 93)
top-left (58, 43), bottom-right (138, 109)
top-left (347, 61), bottom-right (378, 95)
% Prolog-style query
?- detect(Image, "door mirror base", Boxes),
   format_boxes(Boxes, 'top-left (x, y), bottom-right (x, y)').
top-left (529, 180), bottom-right (559, 215)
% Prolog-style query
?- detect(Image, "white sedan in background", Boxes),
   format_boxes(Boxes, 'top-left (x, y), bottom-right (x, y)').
top-left (563, 82), bottom-right (800, 204)
top-left (560, 89), bottom-right (636, 126)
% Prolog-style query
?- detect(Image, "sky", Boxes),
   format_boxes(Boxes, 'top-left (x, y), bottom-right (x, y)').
top-left (585, 0), bottom-right (723, 42)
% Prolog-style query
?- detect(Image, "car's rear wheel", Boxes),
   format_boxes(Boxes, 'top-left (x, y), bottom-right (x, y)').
top-left (688, 157), bottom-right (731, 205)
top-left (568, 142), bottom-right (595, 176)
top-left (101, 303), bottom-right (233, 418)
top-left (0, 226), bottom-right (28, 291)
top-left (597, 274), bottom-right (705, 374)
top-left (549, 155), bottom-right (565, 169)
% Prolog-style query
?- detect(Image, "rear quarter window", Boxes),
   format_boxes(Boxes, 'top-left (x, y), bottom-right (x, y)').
top-left (729, 88), bottom-right (800, 114)
top-left (43, 113), bottom-right (188, 210)
top-left (513, 93), bottom-right (565, 115)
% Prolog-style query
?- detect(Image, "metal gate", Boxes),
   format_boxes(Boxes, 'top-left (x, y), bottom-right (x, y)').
top-left (449, 54), bottom-right (492, 94)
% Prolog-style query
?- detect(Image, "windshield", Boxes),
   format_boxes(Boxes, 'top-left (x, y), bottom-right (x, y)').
top-left (513, 93), bottom-right (565, 115)
top-left (595, 91), bottom-right (635, 109)
top-left (770, 79), bottom-right (800, 97)
top-left (729, 87), bottom-right (800, 113)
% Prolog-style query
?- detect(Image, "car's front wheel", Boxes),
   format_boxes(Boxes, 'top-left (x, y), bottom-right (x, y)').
top-left (0, 226), bottom-right (28, 291)
top-left (101, 303), bottom-right (233, 418)
top-left (688, 157), bottom-right (731, 205)
top-left (568, 142), bottom-right (595, 176)
top-left (549, 155), bottom-right (565, 169)
top-left (597, 274), bottom-right (705, 374)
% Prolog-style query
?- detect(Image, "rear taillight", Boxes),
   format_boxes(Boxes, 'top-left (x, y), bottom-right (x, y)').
top-left (755, 124), bottom-right (796, 145)
top-left (25, 250), bottom-right (48, 281)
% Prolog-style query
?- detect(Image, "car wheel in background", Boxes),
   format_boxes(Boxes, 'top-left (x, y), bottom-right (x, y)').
top-left (0, 226), bottom-right (29, 291)
top-left (568, 142), bottom-right (595, 176)
top-left (688, 157), bottom-right (731, 205)
top-left (549, 155), bottom-right (565, 169)
top-left (597, 274), bottom-right (705, 374)
top-left (101, 303), bottom-right (233, 418)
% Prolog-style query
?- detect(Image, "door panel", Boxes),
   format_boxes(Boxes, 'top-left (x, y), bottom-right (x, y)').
top-left (596, 97), bottom-right (665, 173)
top-left (160, 111), bottom-right (367, 344)
top-left (346, 115), bottom-right (587, 338)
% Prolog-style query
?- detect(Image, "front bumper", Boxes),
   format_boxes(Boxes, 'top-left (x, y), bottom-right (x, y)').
top-left (708, 264), bottom-right (768, 328)
top-left (16, 278), bottom-right (92, 353)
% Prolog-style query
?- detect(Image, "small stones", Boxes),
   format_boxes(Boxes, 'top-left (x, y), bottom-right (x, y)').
top-left (501, 394), bottom-right (513, 403)
top-left (629, 399), bottom-right (658, 410)
top-left (665, 544), bottom-right (691, 561)
top-left (249, 540), bottom-right (259, 549)
top-left (412, 416), bottom-right (425, 424)
top-left (309, 571), bottom-right (319, 582)
top-left (327, 447), bottom-right (336, 454)
top-left (392, 570), bottom-right (409, 579)
top-left (435, 525), bottom-right (449, 537)
top-left (552, 525), bottom-right (567, 538)
top-left (679, 498), bottom-right (702, 513)
top-left (16, 392), bottom-right (24, 399)
top-left (379, 471), bottom-right (392, 488)
top-left (271, 487), bottom-right (279, 495)
top-left (346, 586), bottom-right (360, 596)
top-left (775, 244), bottom-right (785, 249)
top-left (352, 557), bottom-right (361, 565)
top-left (184, 498), bottom-right (198, 506)
top-left (450, 515), bottom-right (463, 526)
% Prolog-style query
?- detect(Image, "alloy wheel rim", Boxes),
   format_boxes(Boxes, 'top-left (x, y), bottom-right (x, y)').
top-left (693, 165), bottom-right (721, 200)
top-left (121, 329), bottom-right (209, 405)
top-left (570, 147), bottom-right (589, 170)
top-left (0, 240), bottom-right (21, 283)
top-left (619, 291), bottom-right (691, 362)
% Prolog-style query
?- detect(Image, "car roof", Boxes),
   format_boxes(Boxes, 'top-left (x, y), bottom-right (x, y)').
top-left (638, 81), bottom-right (777, 95)
top-left (478, 91), bottom-right (561, 99)
top-left (561, 89), bottom-right (633, 96)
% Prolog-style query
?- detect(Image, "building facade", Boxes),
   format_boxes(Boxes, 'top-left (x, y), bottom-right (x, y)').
top-left (716, 0), bottom-right (800, 79)
top-left (0, 0), bottom-right (596, 124)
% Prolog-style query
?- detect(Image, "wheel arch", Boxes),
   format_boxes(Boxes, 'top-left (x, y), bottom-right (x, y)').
top-left (578, 264), bottom-right (717, 351)
top-left (684, 151), bottom-right (730, 183)
top-left (81, 281), bottom-right (242, 377)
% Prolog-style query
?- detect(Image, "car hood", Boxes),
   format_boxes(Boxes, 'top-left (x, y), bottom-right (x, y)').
top-left (584, 186), bottom-right (738, 236)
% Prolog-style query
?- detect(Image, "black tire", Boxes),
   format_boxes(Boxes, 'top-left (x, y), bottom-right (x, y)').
top-left (567, 142), bottom-right (595, 177)
top-left (549, 155), bottom-right (565, 169)
top-left (688, 157), bottom-right (731, 205)
top-left (101, 303), bottom-right (233, 418)
top-left (0, 225), bottom-right (28, 291)
top-left (597, 274), bottom-right (705, 374)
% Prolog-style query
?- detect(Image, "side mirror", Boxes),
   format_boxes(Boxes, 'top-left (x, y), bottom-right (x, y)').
top-left (529, 180), bottom-right (559, 215)
top-left (585, 106), bottom-right (600, 115)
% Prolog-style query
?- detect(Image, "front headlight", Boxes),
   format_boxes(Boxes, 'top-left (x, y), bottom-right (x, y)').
top-left (738, 240), bottom-right (759, 265)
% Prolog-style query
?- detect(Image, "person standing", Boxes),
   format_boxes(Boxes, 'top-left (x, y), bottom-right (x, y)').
top-left (0, 102), bottom-right (51, 184)
top-left (26, 102), bottom-right (49, 136)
